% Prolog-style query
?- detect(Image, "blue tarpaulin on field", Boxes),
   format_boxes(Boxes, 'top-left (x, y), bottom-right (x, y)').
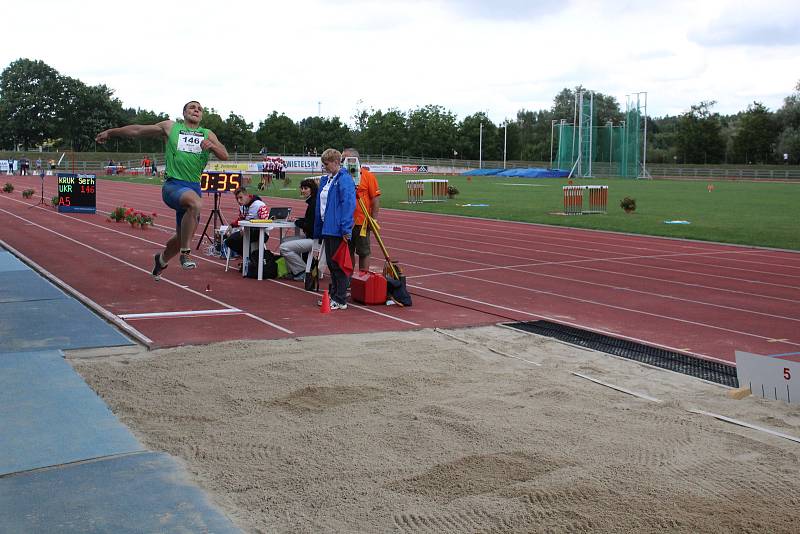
top-left (462, 169), bottom-right (502, 176)
top-left (462, 168), bottom-right (569, 178)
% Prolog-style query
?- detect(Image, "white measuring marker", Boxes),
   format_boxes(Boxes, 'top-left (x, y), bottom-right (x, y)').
top-left (735, 350), bottom-right (800, 404)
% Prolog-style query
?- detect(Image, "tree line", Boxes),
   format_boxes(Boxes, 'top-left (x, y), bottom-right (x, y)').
top-left (1, 58), bottom-right (799, 164)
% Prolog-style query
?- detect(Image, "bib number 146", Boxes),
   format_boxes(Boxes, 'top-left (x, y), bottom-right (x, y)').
top-left (177, 132), bottom-right (203, 153)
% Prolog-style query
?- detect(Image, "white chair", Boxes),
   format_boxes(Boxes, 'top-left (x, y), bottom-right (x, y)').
top-left (224, 244), bottom-right (237, 272)
top-left (225, 227), bottom-right (264, 273)
top-left (219, 226), bottom-right (240, 272)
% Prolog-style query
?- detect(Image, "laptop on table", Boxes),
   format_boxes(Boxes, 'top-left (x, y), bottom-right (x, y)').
top-left (267, 207), bottom-right (292, 221)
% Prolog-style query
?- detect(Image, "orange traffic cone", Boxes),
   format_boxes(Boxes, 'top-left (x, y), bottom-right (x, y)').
top-left (320, 289), bottom-right (331, 314)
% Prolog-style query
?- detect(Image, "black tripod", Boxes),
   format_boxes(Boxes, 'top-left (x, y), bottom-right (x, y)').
top-left (196, 191), bottom-right (227, 250)
top-left (32, 171), bottom-right (48, 207)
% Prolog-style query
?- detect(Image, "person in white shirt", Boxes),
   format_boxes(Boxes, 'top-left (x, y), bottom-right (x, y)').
top-left (224, 187), bottom-right (268, 257)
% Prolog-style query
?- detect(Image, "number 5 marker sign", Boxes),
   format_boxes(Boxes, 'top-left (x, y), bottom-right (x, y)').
top-left (735, 351), bottom-right (800, 404)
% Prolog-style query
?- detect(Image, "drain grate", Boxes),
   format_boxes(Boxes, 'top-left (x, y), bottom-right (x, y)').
top-left (504, 320), bottom-right (738, 387)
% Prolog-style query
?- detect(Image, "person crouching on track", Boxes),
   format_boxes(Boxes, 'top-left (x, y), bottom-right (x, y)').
top-left (314, 148), bottom-right (355, 310)
top-left (224, 186), bottom-right (268, 258)
top-left (279, 178), bottom-right (318, 280)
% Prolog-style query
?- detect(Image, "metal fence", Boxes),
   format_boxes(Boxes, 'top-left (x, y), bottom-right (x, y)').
top-left (646, 165), bottom-right (800, 181)
top-left (8, 151), bottom-right (799, 181)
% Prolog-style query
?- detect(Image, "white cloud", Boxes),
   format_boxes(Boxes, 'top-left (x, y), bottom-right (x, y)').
top-left (2, 0), bottom-right (798, 127)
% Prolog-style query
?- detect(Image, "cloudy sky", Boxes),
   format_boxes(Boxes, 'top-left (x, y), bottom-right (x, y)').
top-left (4, 0), bottom-right (799, 127)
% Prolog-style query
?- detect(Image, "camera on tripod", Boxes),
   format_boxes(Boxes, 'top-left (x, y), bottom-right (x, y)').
top-left (342, 156), bottom-right (361, 185)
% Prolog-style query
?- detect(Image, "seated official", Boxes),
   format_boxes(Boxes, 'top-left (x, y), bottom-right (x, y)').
top-left (224, 187), bottom-right (268, 256)
top-left (279, 178), bottom-right (318, 280)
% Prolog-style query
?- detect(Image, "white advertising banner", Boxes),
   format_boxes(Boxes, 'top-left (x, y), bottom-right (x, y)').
top-left (205, 158), bottom-right (439, 175)
top-left (283, 156), bottom-right (322, 173)
top-left (363, 164), bottom-right (403, 173)
top-left (363, 164), bottom-right (429, 174)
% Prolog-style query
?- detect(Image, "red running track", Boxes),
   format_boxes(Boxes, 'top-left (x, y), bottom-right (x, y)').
top-left (1, 175), bottom-right (799, 365)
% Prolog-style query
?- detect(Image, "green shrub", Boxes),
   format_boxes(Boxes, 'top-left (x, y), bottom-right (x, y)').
top-left (620, 197), bottom-right (636, 212)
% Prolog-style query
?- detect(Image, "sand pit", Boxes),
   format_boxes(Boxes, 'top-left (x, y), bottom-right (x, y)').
top-left (72, 326), bottom-right (800, 533)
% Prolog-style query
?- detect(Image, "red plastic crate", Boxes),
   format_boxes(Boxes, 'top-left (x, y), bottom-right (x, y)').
top-left (351, 271), bottom-right (387, 305)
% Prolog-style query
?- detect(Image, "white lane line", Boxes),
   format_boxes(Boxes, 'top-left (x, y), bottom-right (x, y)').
top-left (267, 279), bottom-right (421, 327)
top-left (571, 372), bottom-right (662, 403)
top-left (119, 308), bottom-right (243, 320)
top-left (446, 271), bottom-right (800, 348)
top-left (409, 262), bottom-right (800, 342)
top-left (243, 313), bottom-right (295, 333)
top-left (4, 199), bottom-right (417, 329)
top-left (407, 257), bottom-right (800, 304)
top-left (383, 210), bottom-right (799, 266)
top-left (687, 409), bottom-right (800, 444)
top-left (384, 230), bottom-right (800, 284)
top-left (0, 207), bottom-right (294, 334)
top-left (409, 284), bottom-right (761, 365)
top-left (481, 265), bottom-right (800, 322)
top-left (433, 328), bottom-right (542, 366)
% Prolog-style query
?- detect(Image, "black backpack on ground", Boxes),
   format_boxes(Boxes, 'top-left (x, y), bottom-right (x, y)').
top-left (246, 250), bottom-right (278, 279)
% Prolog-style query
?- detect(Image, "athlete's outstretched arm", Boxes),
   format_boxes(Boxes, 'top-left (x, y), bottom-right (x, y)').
top-left (95, 120), bottom-right (172, 144)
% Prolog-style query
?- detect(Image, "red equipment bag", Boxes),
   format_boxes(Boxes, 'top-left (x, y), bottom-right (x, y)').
top-left (350, 270), bottom-right (387, 305)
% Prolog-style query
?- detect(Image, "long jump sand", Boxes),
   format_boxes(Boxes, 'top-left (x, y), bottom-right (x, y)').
top-left (72, 326), bottom-right (800, 533)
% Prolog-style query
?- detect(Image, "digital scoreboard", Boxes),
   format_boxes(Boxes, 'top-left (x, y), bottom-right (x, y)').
top-left (57, 173), bottom-right (96, 213)
top-left (200, 171), bottom-right (242, 192)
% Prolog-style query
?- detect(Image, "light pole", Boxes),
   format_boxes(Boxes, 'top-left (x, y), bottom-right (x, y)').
top-left (630, 91), bottom-right (648, 176)
top-left (550, 119), bottom-right (558, 169)
top-left (317, 101), bottom-right (321, 117)
top-left (503, 122), bottom-right (508, 169)
top-left (479, 122), bottom-right (483, 169)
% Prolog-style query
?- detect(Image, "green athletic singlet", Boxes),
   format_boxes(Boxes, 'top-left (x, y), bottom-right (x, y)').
top-left (165, 122), bottom-right (210, 183)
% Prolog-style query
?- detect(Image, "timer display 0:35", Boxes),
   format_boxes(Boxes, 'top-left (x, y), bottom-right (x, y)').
top-left (200, 172), bottom-right (242, 192)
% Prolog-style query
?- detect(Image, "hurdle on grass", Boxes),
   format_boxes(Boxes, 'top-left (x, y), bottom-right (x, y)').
top-left (405, 179), bottom-right (448, 203)
top-left (563, 185), bottom-right (608, 214)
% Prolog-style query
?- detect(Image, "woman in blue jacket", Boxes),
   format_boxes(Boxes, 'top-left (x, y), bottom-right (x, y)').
top-left (314, 148), bottom-right (356, 310)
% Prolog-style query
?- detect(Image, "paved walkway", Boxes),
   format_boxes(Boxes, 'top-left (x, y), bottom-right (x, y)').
top-left (0, 247), bottom-right (240, 533)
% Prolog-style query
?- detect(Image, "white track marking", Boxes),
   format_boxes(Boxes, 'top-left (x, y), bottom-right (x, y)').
top-left (571, 372), bottom-right (662, 403)
top-left (119, 309), bottom-right (243, 320)
top-left (380, 230), bottom-right (800, 281)
top-left (408, 258), bottom-right (800, 304)
top-left (0, 206), bottom-right (293, 334)
top-left (0, 238), bottom-right (154, 346)
top-left (267, 279), bottom-right (421, 326)
top-left (444, 271), bottom-right (800, 347)
top-left (687, 409), bottom-right (800, 444)
top-left (3, 199), bottom-right (417, 328)
top-left (412, 261), bottom-right (799, 323)
top-left (410, 284), bottom-right (792, 363)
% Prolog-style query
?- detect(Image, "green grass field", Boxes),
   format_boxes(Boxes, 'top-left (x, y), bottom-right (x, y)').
top-left (101, 173), bottom-right (800, 251)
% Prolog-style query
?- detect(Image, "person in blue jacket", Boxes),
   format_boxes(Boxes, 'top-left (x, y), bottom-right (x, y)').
top-left (314, 148), bottom-right (355, 310)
